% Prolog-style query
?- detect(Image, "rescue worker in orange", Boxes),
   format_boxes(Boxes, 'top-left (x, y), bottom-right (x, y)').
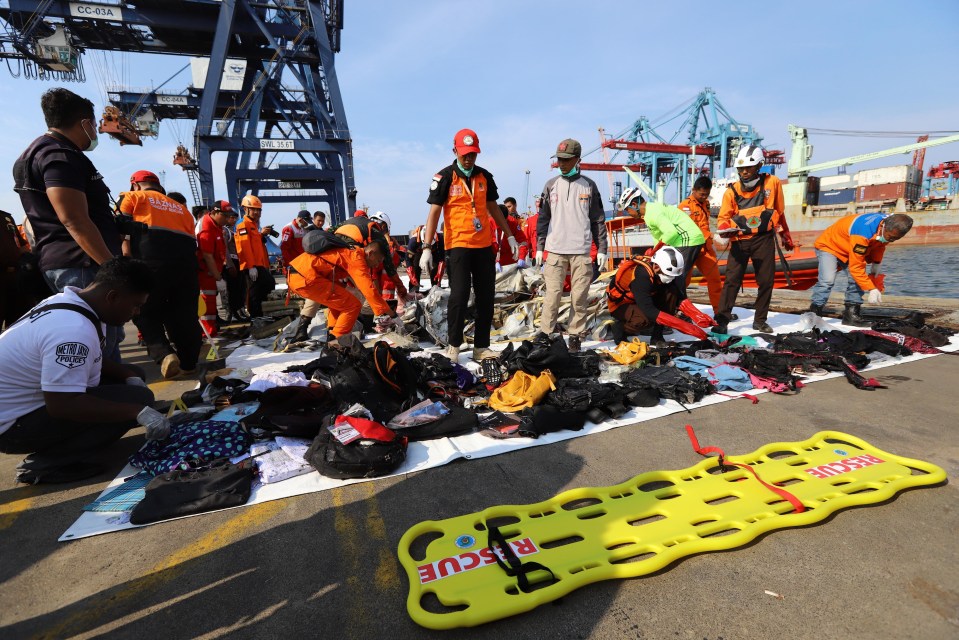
top-left (287, 239), bottom-right (405, 339)
top-left (421, 128), bottom-right (518, 362)
top-left (678, 176), bottom-right (722, 313)
top-left (234, 195), bottom-right (275, 319)
top-left (606, 246), bottom-right (713, 347)
top-left (333, 211), bottom-right (410, 305)
top-left (714, 145), bottom-right (793, 334)
top-left (280, 210), bottom-right (311, 267)
top-left (117, 170), bottom-right (200, 378)
top-left (196, 201), bottom-right (232, 338)
top-left (810, 212), bottom-right (912, 326)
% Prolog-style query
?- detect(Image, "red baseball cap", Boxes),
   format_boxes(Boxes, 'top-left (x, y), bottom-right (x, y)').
top-left (130, 170), bottom-right (160, 183)
top-left (214, 199), bottom-right (233, 213)
top-left (453, 128), bottom-right (481, 155)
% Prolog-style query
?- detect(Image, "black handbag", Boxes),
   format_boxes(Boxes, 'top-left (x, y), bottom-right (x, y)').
top-left (130, 458), bottom-right (254, 525)
top-left (306, 416), bottom-right (407, 480)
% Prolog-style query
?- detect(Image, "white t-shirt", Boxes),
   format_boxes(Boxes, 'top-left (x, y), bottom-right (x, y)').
top-left (0, 287), bottom-right (105, 434)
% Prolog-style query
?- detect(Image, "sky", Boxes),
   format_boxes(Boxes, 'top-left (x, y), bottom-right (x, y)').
top-left (1, 0), bottom-right (957, 234)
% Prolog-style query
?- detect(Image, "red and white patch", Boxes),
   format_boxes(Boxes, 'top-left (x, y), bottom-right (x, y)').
top-left (417, 538), bottom-right (540, 584)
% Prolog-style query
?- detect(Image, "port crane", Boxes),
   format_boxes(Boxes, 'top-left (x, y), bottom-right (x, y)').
top-left (784, 125), bottom-right (959, 209)
top-left (580, 88), bottom-right (783, 202)
top-left (0, 0), bottom-right (356, 221)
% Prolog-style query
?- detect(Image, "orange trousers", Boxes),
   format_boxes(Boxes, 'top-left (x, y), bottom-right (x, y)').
top-left (686, 240), bottom-right (722, 312)
top-left (288, 271), bottom-right (361, 338)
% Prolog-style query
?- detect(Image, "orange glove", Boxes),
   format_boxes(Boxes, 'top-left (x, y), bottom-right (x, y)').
top-left (656, 311), bottom-right (709, 340)
top-left (679, 299), bottom-right (718, 328)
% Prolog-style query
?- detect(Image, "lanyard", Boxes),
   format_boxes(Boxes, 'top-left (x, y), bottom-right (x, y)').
top-left (460, 174), bottom-right (477, 212)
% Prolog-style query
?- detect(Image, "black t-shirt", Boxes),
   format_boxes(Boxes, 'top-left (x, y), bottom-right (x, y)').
top-left (13, 132), bottom-right (120, 272)
top-left (426, 163), bottom-right (499, 205)
top-left (628, 263), bottom-right (685, 319)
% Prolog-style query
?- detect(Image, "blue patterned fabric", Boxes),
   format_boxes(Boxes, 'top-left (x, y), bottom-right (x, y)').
top-left (129, 420), bottom-right (251, 475)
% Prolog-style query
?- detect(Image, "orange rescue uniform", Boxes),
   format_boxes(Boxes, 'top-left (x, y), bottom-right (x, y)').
top-left (813, 213), bottom-right (887, 292)
top-left (678, 195), bottom-right (722, 311)
top-left (716, 174), bottom-right (785, 239)
top-left (443, 171), bottom-right (492, 250)
top-left (287, 247), bottom-right (392, 338)
top-left (235, 217), bottom-right (270, 271)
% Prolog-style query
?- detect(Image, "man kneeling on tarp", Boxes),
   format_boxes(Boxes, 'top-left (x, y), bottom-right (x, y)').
top-left (606, 246), bottom-right (716, 346)
top-left (287, 236), bottom-right (407, 339)
top-left (0, 257), bottom-right (171, 484)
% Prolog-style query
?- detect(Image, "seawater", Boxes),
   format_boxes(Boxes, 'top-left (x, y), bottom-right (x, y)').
top-left (872, 244), bottom-right (959, 299)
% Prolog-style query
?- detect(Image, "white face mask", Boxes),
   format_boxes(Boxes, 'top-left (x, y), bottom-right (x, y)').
top-left (658, 274), bottom-right (675, 284)
top-left (82, 120), bottom-right (99, 152)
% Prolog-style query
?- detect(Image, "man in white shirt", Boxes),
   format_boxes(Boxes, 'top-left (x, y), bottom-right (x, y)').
top-left (0, 257), bottom-right (170, 484)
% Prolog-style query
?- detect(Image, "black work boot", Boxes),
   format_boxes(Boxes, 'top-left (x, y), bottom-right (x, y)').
top-left (809, 304), bottom-right (825, 317)
top-left (293, 316), bottom-right (312, 342)
top-left (650, 325), bottom-right (667, 348)
top-left (841, 304), bottom-right (871, 328)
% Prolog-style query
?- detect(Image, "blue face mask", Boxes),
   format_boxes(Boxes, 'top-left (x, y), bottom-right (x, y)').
top-left (456, 159), bottom-right (473, 177)
top-left (561, 166), bottom-right (579, 178)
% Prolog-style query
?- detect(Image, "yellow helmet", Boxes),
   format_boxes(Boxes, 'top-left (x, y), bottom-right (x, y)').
top-left (241, 194), bottom-right (262, 209)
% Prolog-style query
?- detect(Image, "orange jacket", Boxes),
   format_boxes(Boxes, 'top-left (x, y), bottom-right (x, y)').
top-left (235, 217), bottom-right (270, 270)
top-left (119, 189), bottom-right (196, 239)
top-left (814, 213), bottom-right (887, 292)
top-left (678, 196), bottom-right (712, 241)
top-left (443, 171), bottom-right (492, 250)
top-left (606, 256), bottom-right (656, 314)
top-left (717, 174), bottom-right (784, 241)
top-left (289, 245), bottom-right (391, 316)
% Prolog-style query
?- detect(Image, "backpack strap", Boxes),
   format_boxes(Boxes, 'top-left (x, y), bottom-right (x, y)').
top-left (15, 302), bottom-right (105, 345)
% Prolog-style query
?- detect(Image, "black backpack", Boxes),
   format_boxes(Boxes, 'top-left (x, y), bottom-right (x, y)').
top-left (306, 415), bottom-right (407, 480)
top-left (302, 228), bottom-right (355, 255)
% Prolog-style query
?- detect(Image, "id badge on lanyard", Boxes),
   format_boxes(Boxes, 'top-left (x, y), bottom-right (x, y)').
top-left (462, 176), bottom-right (482, 231)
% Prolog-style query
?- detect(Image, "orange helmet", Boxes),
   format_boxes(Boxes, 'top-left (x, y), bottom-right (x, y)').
top-left (241, 194), bottom-right (262, 209)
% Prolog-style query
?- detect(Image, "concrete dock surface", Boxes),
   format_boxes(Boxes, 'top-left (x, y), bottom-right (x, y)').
top-left (1, 292), bottom-right (957, 640)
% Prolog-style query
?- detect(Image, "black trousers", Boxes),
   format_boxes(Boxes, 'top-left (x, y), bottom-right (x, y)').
top-left (224, 265), bottom-right (247, 316)
top-left (0, 383), bottom-right (154, 471)
top-left (675, 244), bottom-right (704, 299)
top-left (446, 247), bottom-right (495, 348)
top-left (133, 258), bottom-right (202, 370)
top-left (246, 266), bottom-right (275, 318)
top-left (716, 233), bottom-right (776, 325)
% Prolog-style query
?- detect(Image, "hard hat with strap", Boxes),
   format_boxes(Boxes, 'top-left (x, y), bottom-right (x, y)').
top-left (241, 194), bottom-right (262, 209)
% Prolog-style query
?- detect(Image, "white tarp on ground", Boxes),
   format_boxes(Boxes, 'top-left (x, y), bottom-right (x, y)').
top-left (59, 305), bottom-right (959, 541)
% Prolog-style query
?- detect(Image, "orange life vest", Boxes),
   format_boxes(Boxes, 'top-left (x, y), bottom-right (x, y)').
top-left (606, 256), bottom-right (655, 313)
top-left (443, 171), bottom-right (491, 250)
top-left (718, 174), bottom-right (784, 240)
top-left (235, 217), bottom-right (270, 270)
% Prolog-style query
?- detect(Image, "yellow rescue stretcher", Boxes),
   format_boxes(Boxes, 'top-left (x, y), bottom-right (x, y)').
top-left (397, 429), bottom-right (946, 629)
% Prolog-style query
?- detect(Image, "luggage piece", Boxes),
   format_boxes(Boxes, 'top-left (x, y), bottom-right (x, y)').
top-left (306, 416), bottom-right (407, 480)
top-left (130, 458), bottom-right (254, 525)
top-left (397, 431), bottom-right (945, 629)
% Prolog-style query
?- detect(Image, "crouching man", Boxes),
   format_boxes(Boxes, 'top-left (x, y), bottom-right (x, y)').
top-left (606, 247), bottom-right (716, 346)
top-left (0, 257), bottom-right (170, 484)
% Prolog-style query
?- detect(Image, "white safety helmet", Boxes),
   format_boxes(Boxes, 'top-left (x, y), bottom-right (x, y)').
top-left (617, 186), bottom-right (645, 212)
top-left (370, 210), bottom-right (391, 231)
top-left (734, 144), bottom-right (765, 168)
top-left (651, 246), bottom-right (684, 283)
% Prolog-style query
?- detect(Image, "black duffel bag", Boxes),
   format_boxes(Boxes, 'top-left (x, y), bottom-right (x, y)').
top-left (130, 458), bottom-right (254, 525)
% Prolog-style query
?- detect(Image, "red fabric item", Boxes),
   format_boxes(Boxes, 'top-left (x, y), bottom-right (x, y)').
top-left (656, 311), bottom-right (709, 340)
top-left (685, 425), bottom-right (805, 514)
top-left (524, 213), bottom-right (539, 260)
top-left (335, 416), bottom-right (401, 443)
top-left (679, 299), bottom-right (717, 328)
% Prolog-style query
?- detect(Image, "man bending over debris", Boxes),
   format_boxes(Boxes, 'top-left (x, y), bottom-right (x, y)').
top-left (606, 247), bottom-right (715, 346)
top-left (0, 257), bottom-right (170, 484)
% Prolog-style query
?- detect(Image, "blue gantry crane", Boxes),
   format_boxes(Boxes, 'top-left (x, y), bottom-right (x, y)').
top-left (581, 88), bottom-right (784, 203)
top-left (0, 0), bottom-right (356, 222)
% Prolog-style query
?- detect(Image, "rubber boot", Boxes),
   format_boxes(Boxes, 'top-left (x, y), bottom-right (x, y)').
top-left (841, 303), bottom-right (871, 328)
top-left (293, 316), bottom-right (312, 342)
top-left (809, 303), bottom-right (825, 317)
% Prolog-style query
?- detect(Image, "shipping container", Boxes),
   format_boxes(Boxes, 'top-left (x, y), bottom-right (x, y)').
top-left (805, 176), bottom-right (820, 206)
top-left (856, 181), bottom-right (921, 202)
top-left (820, 174), bottom-right (856, 189)
top-left (855, 165), bottom-right (921, 187)
top-left (818, 188), bottom-right (856, 205)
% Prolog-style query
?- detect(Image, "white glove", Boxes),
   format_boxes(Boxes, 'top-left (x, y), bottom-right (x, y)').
top-left (392, 320), bottom-right (409, 336)
top-left (419, 247), bottom-right (433, 271)
top-left (712, 234), bottom-right (730, 250)
top-left (866, 288), bottom-right (882, 304)
top-left (138, 406), bottom-right (171, 441)
top-left (248, 268), bottom-right (258, 282)
top-left (495, 262), bottom-right (502, 273)
top-left (216, 279), bottom-right (227, 293)
top-left (516, 259), bottom-right (527, 268)
top-left (374, 314), bottom-right (395, 332)
top-left (125, 376), bottom-right (148, 387)
top-left (869, 263), bottom-right (882, 277)
top-left (507, 236), bottom-right (519, 261)
top-left (596, 252), bottom-right (607, 268)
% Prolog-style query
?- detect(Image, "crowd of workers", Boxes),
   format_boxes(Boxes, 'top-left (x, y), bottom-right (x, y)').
top-left (0, 87), bottom-right (913, 484)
